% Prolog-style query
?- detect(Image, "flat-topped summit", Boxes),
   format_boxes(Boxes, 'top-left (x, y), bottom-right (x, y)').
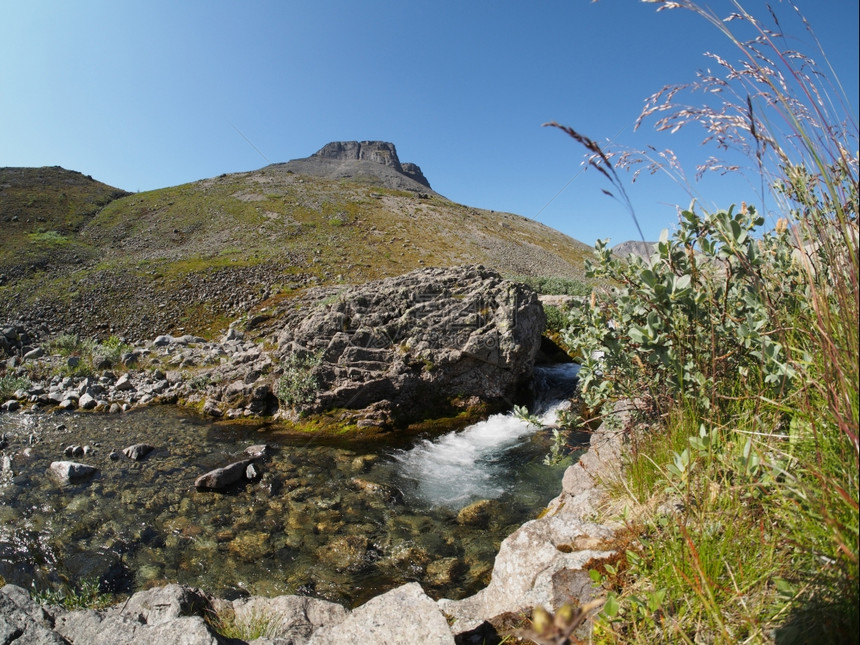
top-left (311, 141), bottom-right (430, 188)
top-left (271, 140), bottom-right (432, 192)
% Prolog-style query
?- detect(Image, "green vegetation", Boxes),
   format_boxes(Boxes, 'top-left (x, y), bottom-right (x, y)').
top-left (276, 351), bottom-right (323, 413)
top-left (512, 274), bottom-right (591, 296)
top-left (31, 578), bottom-right (114, 611)
top-left (45, 333), bottom-right (132, 376)
top-left (27, 230), bottom-right (70, 246)
top-left (0, 374), bottom-right (30, 399)
top-left (547, 3), bottom-right (857, 643)
top-left (206, 606), bottom-right (280, 641)
top-left (542, 304), bottom-right (567, 334)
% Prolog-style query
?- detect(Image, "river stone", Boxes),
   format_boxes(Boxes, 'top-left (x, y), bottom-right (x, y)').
top-left (47, 461), bottom-right (98, 485)
top-left (115, 374), bottom-right (134, 391)
top-left (317, 535), bottom-right (370, 571)
top-left (457, 499), bottom-right (498, 528)
top-left (351, 477), bottom-right (402, 504)
top-left (426, 557), bottom-right (467, 586)
top-left (244, 443), bottom-right (273, 459)
top-left (79, 392), bottom-right (97, 410)
top-left (123, 443), bottom-right (155, 461)
top-left (194, 459), bottom-right (254, 490)
top-left (308, 582), bottom-right (454, 645)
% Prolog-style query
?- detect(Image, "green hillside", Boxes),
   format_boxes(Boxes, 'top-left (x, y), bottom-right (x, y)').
top-left (1, 164), bottom-right (594, 340)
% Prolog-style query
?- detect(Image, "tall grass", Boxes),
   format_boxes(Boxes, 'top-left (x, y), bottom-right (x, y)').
top-left (550, 1), bottom-right (858, 642)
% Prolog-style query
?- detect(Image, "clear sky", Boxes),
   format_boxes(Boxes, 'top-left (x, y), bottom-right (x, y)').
top-left (2, 1), bottom-right (857, 246)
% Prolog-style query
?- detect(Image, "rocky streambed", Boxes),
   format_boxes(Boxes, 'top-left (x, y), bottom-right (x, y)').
top-left (0, 365), bottom-right (580, 609)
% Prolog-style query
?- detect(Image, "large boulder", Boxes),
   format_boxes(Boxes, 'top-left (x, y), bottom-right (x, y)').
top-left (276, 265), bottom-right (545, 426)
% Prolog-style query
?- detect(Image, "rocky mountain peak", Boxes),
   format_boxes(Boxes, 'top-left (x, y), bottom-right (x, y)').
top-left (309, 140), bottom-right (431, 189)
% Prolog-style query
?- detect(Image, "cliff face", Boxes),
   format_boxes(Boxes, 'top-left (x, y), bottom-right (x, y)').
top-left (276, 140), bottom-right (432, 190)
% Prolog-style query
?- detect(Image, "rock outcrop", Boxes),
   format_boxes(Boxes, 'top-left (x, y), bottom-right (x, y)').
top-left (311, 141), bottom-right (432, 189)
top-left (275, 265), bottom-right (546, 426)
top-left (272, 140), bottom-right (433, 192)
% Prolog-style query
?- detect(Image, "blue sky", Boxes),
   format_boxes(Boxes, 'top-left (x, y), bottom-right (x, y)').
top-left (2, 1), bottom-right (857, 246)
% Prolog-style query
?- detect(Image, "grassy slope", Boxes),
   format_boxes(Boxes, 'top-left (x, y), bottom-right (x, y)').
top-left (1, 165), bottom-right (595, 338)
top-left (0, 167), bottom-right (130, 278)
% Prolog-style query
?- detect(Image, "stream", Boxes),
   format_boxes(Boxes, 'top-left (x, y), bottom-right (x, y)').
top-left (0, 364), bottom-right (580, 608)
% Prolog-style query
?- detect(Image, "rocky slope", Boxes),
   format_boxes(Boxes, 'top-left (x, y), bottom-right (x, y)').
top-left (0, 142), bottom-right (594, 342)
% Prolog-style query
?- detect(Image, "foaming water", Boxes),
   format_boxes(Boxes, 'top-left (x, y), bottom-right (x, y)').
top-left (389, 363), bottom-right (580, 508)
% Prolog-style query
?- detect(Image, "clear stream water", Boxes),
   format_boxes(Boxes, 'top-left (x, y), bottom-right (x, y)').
top-left (0, 364), bottom-right (580, 608)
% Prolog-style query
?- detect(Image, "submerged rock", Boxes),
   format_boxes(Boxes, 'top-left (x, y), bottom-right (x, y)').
top-left (194, 459), bottom-right (254, 490)
top-left (123, 443), bottom-right (155, 461)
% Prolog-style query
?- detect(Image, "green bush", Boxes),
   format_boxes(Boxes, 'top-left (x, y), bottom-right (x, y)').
top-left (0, 375), bottom-right (30, 399)
top-left (31, 578), bottom-right (113, 611)
top-left (543, 304), bottom-right (568, 334)
top-left (276, 351), bottom-right (322, 413)
top-left (513, 275), bottom-right (590, 296)
top-left (549, 2), bottom-right (857, 642)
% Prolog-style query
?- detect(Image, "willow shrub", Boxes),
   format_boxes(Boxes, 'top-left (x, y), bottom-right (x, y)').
top-left (551, 1), bottom-right (858, 641)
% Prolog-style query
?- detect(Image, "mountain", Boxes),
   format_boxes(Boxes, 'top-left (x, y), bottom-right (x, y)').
top-left (0, 143), bottom-right (595, 341)
top-left (273, 140), bottom-right (433, 191)
top-left (611, 240), bottom-right (656, 262)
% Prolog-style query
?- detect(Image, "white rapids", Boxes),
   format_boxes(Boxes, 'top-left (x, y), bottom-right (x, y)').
top-left (389, 363), bottom-right (580, 508)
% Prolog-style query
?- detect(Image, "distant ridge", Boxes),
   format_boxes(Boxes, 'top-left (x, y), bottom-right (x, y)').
top-left (269, 140), bottom-right (434, 193)
top-left (612, 240), bottom-right (656, 261)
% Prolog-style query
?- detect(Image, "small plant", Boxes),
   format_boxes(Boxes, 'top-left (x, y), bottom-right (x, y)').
top-left (543, 304), bottom-right (568, 334)
top-left (91, 335), bottom-right (132, 368)
top-left (31, 578), bottom-right (114, 610)
top-left (48, 333), bottom-right (92, 357)
top-left (276, 351), bottom-right (323, 412)
top-left (0, 374), bottom-right (30, 399)
top-left (206, 606), bottom-right (279, 641)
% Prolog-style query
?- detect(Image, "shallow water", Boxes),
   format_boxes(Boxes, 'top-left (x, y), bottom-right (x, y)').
top-left (0, 365), bottom-right (580, 607)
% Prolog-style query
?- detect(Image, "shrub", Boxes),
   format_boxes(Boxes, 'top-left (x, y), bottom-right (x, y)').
top-left (276, 351), bottom-right (322, 412)
top-left (31, 578), bottom-right (114, 611)
top-left (548, 1), bottom-right (858, 642)
top-left (0, 375), bottom-right (30, 399)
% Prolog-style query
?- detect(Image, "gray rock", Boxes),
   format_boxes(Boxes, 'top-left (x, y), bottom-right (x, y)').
top-left (195, 459), bottom-right (254, 490)
top-left (78, 393), bottom-right (97, 410)
top-left (272, 141), bottom-right (437, 193)
top-left (153, 334), bottom-right (175, 347)
top-left (115, 374), bottom-right (134, 391)
top-left (55, 612), bottom-right (220, 645)
top-left (47, 461), bottom-right (98, 485)
top-left (244, 444), bottom-right (273, 459)
top-left (123, 443), bottom-right (155, 461)
top-left (1, 399), bottom-right (19, 412)
top-left (23, 347), bottom-right (44, 360)
top-left (220, 593), bottom-right (347, 644)
top-left (202, 399), bottom-right (222, 417)
top-left (0, 584), bottom-right (68, 644)
top-left (275, 265), bottom-right (544, 426)
top-left (64, 445), bottom-right (84, 457)
top-left (309, 582), bottom-right (454, 644)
